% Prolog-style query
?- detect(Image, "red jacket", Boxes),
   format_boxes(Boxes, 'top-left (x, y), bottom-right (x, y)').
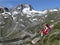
top-left (41, 26), bottom-right (50, 35)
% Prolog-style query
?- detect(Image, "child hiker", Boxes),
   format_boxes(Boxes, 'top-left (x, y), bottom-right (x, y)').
top-left (40, 24), bottom-right (51, 36)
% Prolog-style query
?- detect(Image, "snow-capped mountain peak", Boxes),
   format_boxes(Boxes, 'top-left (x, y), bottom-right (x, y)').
top-left (49, 9), bottom-right (58, 12)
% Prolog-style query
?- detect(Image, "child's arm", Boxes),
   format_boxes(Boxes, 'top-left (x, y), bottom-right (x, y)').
top-left (49, 24), bottom-right (54, 29)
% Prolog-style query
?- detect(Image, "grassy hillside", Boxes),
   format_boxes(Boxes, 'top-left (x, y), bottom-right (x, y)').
top-left (0, 10), bottom-right (60, 45)
top-left (35, 11), bottom-right (60, 45)
top-left (53, 22), bottom-right (60, 29)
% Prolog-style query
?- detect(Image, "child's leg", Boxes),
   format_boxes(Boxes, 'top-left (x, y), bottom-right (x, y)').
top-left (41, 32), bottom-right (43, 37)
